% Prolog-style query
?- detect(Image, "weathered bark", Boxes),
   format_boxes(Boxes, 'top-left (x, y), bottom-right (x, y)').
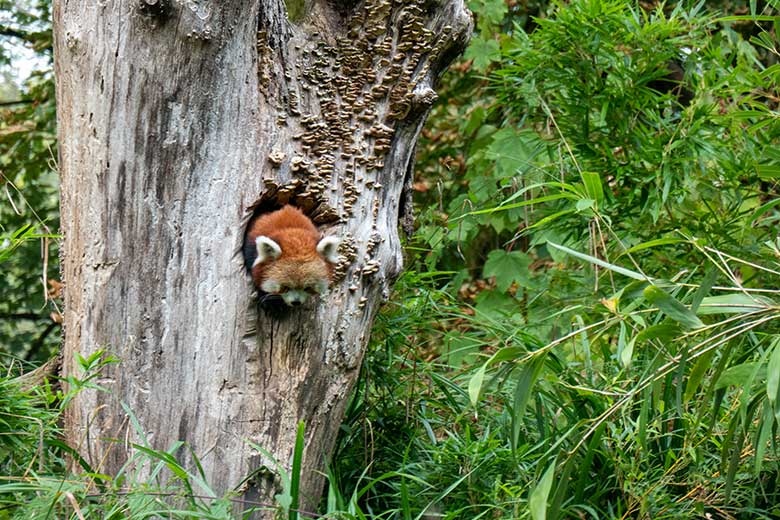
top-left (54, 0), bottom-right (470, 514)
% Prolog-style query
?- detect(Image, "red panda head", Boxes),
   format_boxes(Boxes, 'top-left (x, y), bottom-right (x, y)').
top-left (251, 228), bottom-right (340, 306)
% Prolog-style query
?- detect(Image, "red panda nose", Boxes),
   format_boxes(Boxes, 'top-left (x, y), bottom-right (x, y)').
top-left (290, 300), bottom-right (303, 307)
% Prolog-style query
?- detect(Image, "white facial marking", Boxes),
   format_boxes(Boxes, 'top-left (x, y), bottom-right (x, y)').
top-left (260, 280), bottom-right (281, 293)
top-left (254, 236), bottom-right (282, 266)
top-left (316, 236), bottom-right (340, 264)
top-left (282, 289), bottom-right (309, 305)
top-left (315, 280), bottom-right (328, 294)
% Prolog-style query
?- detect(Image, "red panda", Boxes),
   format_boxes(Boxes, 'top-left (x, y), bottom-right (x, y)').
top-left (244, 205), bottom-right (340, 306)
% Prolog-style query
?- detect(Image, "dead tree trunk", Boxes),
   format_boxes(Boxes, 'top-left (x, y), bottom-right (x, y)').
top-left (54, 0), bottom-right (470, 513)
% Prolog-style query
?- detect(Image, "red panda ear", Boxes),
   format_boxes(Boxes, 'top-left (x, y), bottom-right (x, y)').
top-left (253, 236), bottom-right (282, 267)
top-left (316, 236), bottom-right (340, 264)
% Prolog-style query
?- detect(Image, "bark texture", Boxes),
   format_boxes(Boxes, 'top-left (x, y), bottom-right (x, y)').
top-left (55, 0), bottom-right (471, 514)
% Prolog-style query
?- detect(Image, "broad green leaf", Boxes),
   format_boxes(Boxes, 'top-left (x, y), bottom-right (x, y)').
top-left (757, 163), bottom-right (780, 179)
top-left (620, 336), bottom-right (636, 369)
top-left (697, 294), bottom-right (776, 314)
top-left (691, 268), bottom-right (717, 313)
top-left (755, 402), bottom-right (773, 474)
top-left (511, 354), bottom-right (547, 451)
top-left (635, 322), bottom-right (682, 344)
top-left (464, 37), bottom-right (500, 71)
top-left (483, 249), bottom-right (532, 292)
top-left (475, 289), bottom-right (518, 319)
top-left (575, 198), bottom-right (595, 212)
top-left (547, 241), bottom-right (647, 281)
top-left (485, 128), bottom-right (544, 178)
top-left (468, 0), bottom-right (507, 26)
top-left (715, 362), bottom-right (765, 390)
top-left (289, 421), bottom-right (305, 520)
top-left (468, 363), bottom-right (487, 407)
top-left (529, 458), bottom-right (557, 520)
top-left (469, 347), bottom-right (525, 406)
top-left (750, 197), bottom-right (780, 224)
top-left (684, 350), bottom-right (716, 402)
top-left (643, 285), bottom-right (704, 329)
top-left (580, 171), bottom-right (603, 203)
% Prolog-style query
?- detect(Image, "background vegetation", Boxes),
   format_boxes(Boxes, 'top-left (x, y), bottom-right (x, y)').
top-left (2, 0), bottom-right (780, 518)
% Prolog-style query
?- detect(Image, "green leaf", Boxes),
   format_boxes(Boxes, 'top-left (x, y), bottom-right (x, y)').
top-left (579, 171), bottom-right (603, 204)
top-left (575, 198), bottom-right (595, 212)
top-left (684, 350), bottom-right (715, 402)
top-left (757, 163), bottom-right (780, 179)
top-left (643, 285), bottom-right (704, 329)
top-left (618, 238), bottom-right (684, 257)
top-left (697, 294), bottom-right (776, 314)
top-left (715, 362), bottom-right (765, 390)
top-left (483, 249), bottom-right (532, 292)
top-left (469, 347), bottom-right (525, 406)
top-left (468, 362), bottom-right (488, 407)
top-left (547, 241), bottom-right (647, 281)
top-left (620, 335), bottom-right (636, 369)
top-left (468, 0), bottom-right (508, 26)
top-left (635, 322), bottom-right (682, 344)
top-left (289, 421), bottom-right (305, 520)
top-left (511, 354), bottom-right (547, 452)
top-left (767, 336), bottom-right (780, 423)
top-left (464, 37), bottom-right (501, 71)
top-left (529, 457), bottom-right (557, 520)
top-left (485, 128), bottom-right (545, 178)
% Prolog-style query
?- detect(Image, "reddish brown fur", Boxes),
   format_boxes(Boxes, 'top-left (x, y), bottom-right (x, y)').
top-left (246, 206), bottom-right (333, 291)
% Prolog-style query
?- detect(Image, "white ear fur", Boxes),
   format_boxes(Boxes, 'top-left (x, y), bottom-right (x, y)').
top-left (317, 236), bottom-right (340, 264)
top-left (253, 236), bottom-right (282, 267)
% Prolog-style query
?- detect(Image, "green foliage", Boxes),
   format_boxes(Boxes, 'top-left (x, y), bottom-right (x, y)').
top-left (0, 0), bottom-right (59, 362)
top-left (327, 0), bottom-right (780, 518)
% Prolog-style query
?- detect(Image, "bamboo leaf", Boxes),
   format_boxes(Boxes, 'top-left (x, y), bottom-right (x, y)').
top-left (618, 238), bottom-right (684, 257)
top-left (643, 285), bottom-right (704, 329)
top-left (691, 268), bottom-right (717, 313)
top-left (697, 294), bottom-right (776, 314)
top-left (547, 242), bottom-right (646, 281)
top-left (468, 363), bottom-right (487, 407)
top-left (469, 347), bottom-right (525, 406)
top-left (620, 336), bottom-right (636, 368)
top-left (715, 362), bottom-right (765, 390)
top-left (511, 354), bottom-right (547, 452)
top-left (289, 421), bottom-right (305, 520)
top-left (529, 457), bottom-right (557, 520)
top-left (579, 171), bottom-right (603, 204)
top-left (767, 336), bottom-right (780, 423)
top-left (684, 350), bottom-right (715, 402)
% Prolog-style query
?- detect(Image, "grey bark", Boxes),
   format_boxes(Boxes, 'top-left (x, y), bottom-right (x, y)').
top-left (54, 0), bottom-right (471, 514)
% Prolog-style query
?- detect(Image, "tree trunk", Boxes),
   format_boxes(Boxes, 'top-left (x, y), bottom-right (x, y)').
top-left (54, 0), bottom-right (470, 514)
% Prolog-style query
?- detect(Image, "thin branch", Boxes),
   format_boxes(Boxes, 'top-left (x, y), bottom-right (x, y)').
top-left (0, 312), bottom-right (51, 321)
top-left (0, 99), bottom-right (34, 107)
top-left (0, 25), bottom-right (50, 48)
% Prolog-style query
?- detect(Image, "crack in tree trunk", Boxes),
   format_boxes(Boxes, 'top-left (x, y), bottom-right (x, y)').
top-left (54, 0), bottom-right (471, 515)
